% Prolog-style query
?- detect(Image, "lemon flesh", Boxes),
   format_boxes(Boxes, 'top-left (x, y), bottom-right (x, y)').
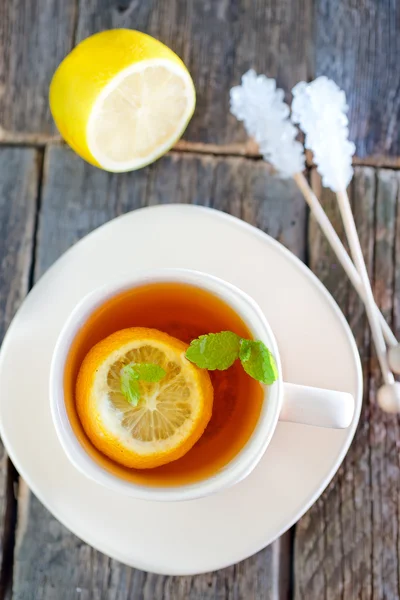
top-left (96, 342), bottom-right (202, 452)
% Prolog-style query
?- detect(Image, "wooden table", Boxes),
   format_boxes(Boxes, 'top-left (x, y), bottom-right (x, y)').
top-left (0, 1), bottom-right (399, 598)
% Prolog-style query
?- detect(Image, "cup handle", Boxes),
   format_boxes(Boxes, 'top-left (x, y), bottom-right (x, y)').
top-left (279, 382), bottom-right (355, 429)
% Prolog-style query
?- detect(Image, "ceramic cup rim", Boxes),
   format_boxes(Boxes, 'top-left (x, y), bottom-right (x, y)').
top-left (49, 268), bottom-right (283, 502)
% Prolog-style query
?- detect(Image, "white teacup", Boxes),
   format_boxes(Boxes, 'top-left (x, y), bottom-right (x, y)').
top-left (50, 268), bottom-right (355, 502)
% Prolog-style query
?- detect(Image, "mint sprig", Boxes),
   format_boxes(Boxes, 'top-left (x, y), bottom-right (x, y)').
top-left (185, 332), bottom-right (278, 385)
top-left (120, 362), bottom-right (166, 406)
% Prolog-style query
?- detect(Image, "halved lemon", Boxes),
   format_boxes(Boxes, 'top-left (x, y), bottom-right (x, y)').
top-left (76, 327), bottom-right (213, 469)
top-left (49, 29), bottom-right (196, 172)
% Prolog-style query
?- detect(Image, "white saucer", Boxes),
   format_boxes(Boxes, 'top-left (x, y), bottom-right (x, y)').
top-left (0, 205), bottom-right (362, 575)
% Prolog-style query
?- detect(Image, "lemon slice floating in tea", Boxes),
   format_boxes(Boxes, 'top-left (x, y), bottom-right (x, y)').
top-left (76, 327), bottom-right (213, 469)
top-left (49, 29), bottom-right (196, 172)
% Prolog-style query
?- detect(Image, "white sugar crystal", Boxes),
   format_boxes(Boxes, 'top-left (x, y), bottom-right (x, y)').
top-left (291, 77), bottom-right (356, 192)
top-left (230, 70), bottom-right (305, 178)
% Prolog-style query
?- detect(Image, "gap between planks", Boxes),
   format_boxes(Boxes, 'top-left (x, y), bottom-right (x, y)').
top-left (0, 138), bottom-right (400, 170)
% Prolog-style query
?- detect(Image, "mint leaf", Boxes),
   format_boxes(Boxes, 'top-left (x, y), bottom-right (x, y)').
top-left (120, 365), bottom-right (141, 406)
top-left (239, 342), bottom-right (251, 362)
top-left (130, 363), bottom-right (166, 383)
top-left (239, 339), bottom-right (278, 384)
top-left (120, 362), bottom-right (166, 406)
top-left (185, 331), bottom-right (241, 370)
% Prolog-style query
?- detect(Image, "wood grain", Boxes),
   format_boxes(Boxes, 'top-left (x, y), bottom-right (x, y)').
top-left (11, 146), bottom-right (306, 599)
top-left (294, 168), bottom-right (400, 600)
top-left (314, 0), bottom-right (400, 159)
top-left (0, 148), bottom-right (40, 599)
top-left (0, 0), bottom-right (76, 138)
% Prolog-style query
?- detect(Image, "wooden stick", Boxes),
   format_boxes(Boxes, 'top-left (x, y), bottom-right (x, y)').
top-left (335, 188), bottom-right (394, 385)
top-left (293, 172), bottom-right (398, 348)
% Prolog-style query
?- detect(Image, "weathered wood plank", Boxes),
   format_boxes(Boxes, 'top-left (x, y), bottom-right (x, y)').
top-left (242, 162), bottom-right (307, 260)
top-left (368, 169), bottom-right (400, 600)
top-left (0, 0), bottom-right (76, 138)
top-left (2, 0), bottom-right (400, 166)
top-left (0, 148), bottom-right (40, 599)
top-left (2, 0), bottom-right (399, 164)
top-left (1, 0), bottom-right (311, 147)
top-left (13, 146), bottom-right (306, 599)
top-left (314, 0), bottom-right (400, 159)
top-left (295, 168), bottom-right (400, 599)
